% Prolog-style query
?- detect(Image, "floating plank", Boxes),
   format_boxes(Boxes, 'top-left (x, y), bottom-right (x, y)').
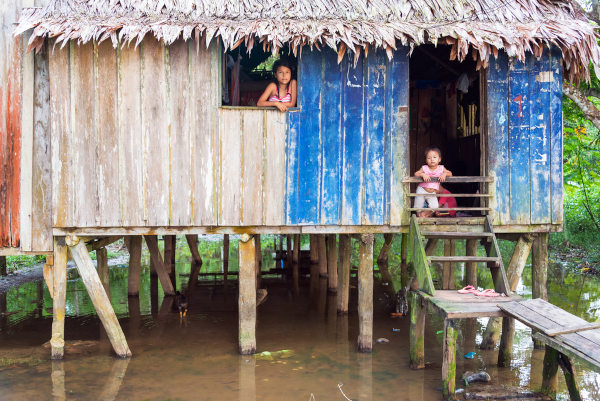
top-left (96, 40), bottom-right (120, 226)
top-left (549, 47), bottom-right (563, 225)
top-left (241, 110), bottom-right (263, 225)
top-left (118, 43), bottom-right (144, 226)
top-left (508, 57), bottom-right (531, 224)
top-left (142, 37), bottom-right (169, 226)
top-left (169, 40), bottom-right (192, 225)
top-left (297, 48), bottom-right (321, 224)
top-left (72, 42), bottom-right (99, 227)
top-left (320, 49), bottom-right (342, 225)
top-left (529, 51), bottom-right (551, 224)
top-left (341, 54), bottom-right (364, 225)
top-left (418, 290), bottom-right (516, 319)
top-left (363, 49), bottom-right (386, 225)
top-left (486, 52), bottom-right (510, 225)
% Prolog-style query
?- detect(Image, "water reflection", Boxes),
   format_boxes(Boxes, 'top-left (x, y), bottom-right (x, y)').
top-left (0, 238), bottom-right (598, 400)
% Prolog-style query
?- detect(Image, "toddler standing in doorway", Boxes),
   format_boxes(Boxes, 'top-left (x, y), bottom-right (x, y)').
top-left (413, 147), bottom-right (452, 217)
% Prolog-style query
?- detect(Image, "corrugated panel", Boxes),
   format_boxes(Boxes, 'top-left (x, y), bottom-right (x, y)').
top-left (487, 49), bottom-right (562, 226)
top-left (287, 47), bottom-right (410, 225)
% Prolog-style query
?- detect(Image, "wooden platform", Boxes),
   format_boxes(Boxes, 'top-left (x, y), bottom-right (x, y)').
top-left (499, 298), bottom-right (600, 373)
top-left (417, 290), bottom-right (519, 319)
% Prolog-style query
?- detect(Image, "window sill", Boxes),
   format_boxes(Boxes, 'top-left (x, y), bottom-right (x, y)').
top-left (220, 106), bottom-right (300, 111)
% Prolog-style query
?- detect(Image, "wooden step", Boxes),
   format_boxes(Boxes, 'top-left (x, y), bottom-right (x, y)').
top-left (421, 231), bottom-right (494, 240)
top-left (428, 256), bottom-right (501, 266)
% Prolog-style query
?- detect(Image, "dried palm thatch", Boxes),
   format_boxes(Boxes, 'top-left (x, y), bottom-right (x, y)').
top-left (14, 0), bottom-right (600, 82)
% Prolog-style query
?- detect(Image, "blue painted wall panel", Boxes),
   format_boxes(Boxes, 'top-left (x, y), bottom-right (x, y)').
top-left (297, 49), bottom-right (322, 224)
top-left (529, 51), bottom-right (552, 224)
top-left (508, 58), bottom-right (531, 224)
top-left (285, 110), bottom-right (300, 224)
top-left (320, 49), bottom-right (343, 224)
top-left (487, 52), bottom-right (510, 225)
top-left (550, 47), bottom-right (563, 224)
top-left (341, 55), bottom-right (365, 225)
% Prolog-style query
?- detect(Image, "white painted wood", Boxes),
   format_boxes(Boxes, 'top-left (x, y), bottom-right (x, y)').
top-left (263, 110), bottom-right (287, 225)
top-left (241, 110), bottom-right (264, 225)
top-left (19, 31), bottom-right (34, 251)
top-left (219, 109), bottom-right (242, 225)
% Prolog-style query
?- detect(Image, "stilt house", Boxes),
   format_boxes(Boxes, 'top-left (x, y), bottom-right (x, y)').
top-left (2, 0), bottom-right (599, 393)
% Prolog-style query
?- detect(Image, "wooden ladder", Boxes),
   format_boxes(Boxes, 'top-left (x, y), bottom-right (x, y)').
top-left (409, 214), bottom-right (510, 295)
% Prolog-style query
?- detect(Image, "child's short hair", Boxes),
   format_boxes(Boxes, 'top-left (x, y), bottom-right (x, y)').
top-left (424, 146), bottom-right (442, 159)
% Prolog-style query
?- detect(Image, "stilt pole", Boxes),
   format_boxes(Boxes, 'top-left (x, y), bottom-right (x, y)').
top-left (497, 317), bottom-right (515, 367)
top-left (337, 234), bottom-right (351, 314)
top-left (239, 234), bottom-right (257, 355)
top-left (465, 239), bottom-right (478, 287)
top-left (293, 234), bottom-right (300, 264)
top-left (143, 235), bottom-right (175, 296)
top-left (318, 235), bottom-right (328, 277)
top-left (185, 234), bottom-right (203, 266)
top-left (358, 234), bottom-right (374, 353)
top-left (66, 236), bottom-right (131, 357)
top-left (409, 291), bottom-right (425, 369)
top-left (400, 233), bottom-right (409, 288)
top-left (532, 232), bottom-right (549, 349)
top-left (541, 345), bottom-right (559, 397)
top-left (326, 234), bottom-right (338, 293)
top-left (442, 240), bottom-right (455, 290)
top-left (97, 247), bottom-right (110, 296)
top-left (126, 236), bottom-right (142, 296)
top-left (309, 234), bottom-right (319, 264)
top-left (442, 319), bottom-right (457, 401)
top-left (0, 256), bottom-right (6, 276)
top-left (51, 237), bottom-right (68, 359)
top-left (254, 234), bottom-right (261, 289)
top-left (286, 235), bottom-right (292, 268)
top-left (223, 234), bottom-right (230, 284)
top-left (507, 235), bottom-right (533, 290)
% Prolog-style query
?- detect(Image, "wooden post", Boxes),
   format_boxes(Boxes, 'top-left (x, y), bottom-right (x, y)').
top-left (126, 236), bottom-right (142, 297)
top-left (67, 236), bottom-right (131, 358)
top-left (0, 256), bottom-right (6, 276)
top-left (97, 247), bottom-right (110, 296)
top-left (239, 234), bottom-right (257, 355)
top-left (163, 235), bottom-right (174, 273)
top-left (293, 234), bottom-right (300, 264)
top-left (377, 234), bottom-right (396, 298)
top-left (409, 292), bottom-right (425, 369)
top-left (254, 234), bottom-right (262, 289)
top-left (51, 237), bottom-right (68, 359)
top-left (558, 353), bottom-right (582, 401)
top-left (400, 233), bottom-right (409, 288)
top-left (337, 234), bottom-right (351, 314)
top-left (98, 358), bottom-right (130, 401)
top-left (51, 361), bottom-right (66, 400)
top-left (318, 235), bottom-right (328, 277)
top-left (286, 235), bottom-right (292, 268)
top-left (425, 238), bottom-right (439, 256)
top-left (541, 345), bottom-right (559, 397)
top-left (497, 317), bottom-right (514, 367)
top-left (532, 233), bottom-right (549, 349)
top-left (358, 234), bottom-right (374, 353)
top-left (507, 235), bottom-right (533, 290)
top-left (480, 317), bottom-right (502, 350)
top-left (442, 319), bottom-right (457, 401)
top-left (223, 234), bottom-right (230, 284)
top-left (185, 234), bottom-right (203, 266)
top-left (442, 240), bottom-right (455, 290)
top-left (465, 239), bottom-right (478, 287)
top-left (326, 234), bottom-right (338, 293)
top-left (309, 234), bottom-right (319, 264)
top-left (143, 235), bottom-right (175, 296)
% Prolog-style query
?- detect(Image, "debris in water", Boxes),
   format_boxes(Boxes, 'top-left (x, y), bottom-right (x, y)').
top-left (392, 328), bottom-right (400, 332)
top-left (376, 338), bottom-right (390, 343)
top-left (464, 352), bottom-right (476, 359)
top-left (436, 330), bottom-right (444, 335)
top-left (254, 349), bottom-right (293, 360)
top-left (463, 371), bottom-right (491, 384)
top-left (338, 383), bottom-right (354, 401)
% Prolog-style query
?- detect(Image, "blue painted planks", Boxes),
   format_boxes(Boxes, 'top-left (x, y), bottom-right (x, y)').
top-left (529, 51), bottom-right (552, 224)
top-left (285, 110), bottom-right (300, 224)
top-left (320, 49), bottom-right (343, 224)
top-left (341, 54), bottom-right (365, 225)
top-left (297, 49), bottom-right (322, 224)
top-left (388, 48), bottom-right (410, 225)
top-left (508, 58), bottom-right (531, 224)
top-left (486, 52), bottom-right (510, 225)
top-left (363, 49), bottom-right (387, 224)
top-left (549, 47), bottom-right (563, 224)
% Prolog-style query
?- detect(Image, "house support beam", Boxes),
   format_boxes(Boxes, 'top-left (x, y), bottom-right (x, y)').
top-left (327, 234), bottom-right (338, 293)
top-left (126, 236), bottom-right (142, 296)
top-left (97, 247), bottom-right (110, 296)
top-left (239, 234), bottom-right (257, 355)
top-left (66, 236), bottom-right (131, 358)
top-left (318, 235), bottom-right (328, 277)
top-left (185, 234), bottom-right (203, 266)
top-left (358, 234), bottom-right (374, 353)
top-left (143, 235), bottom-right (175, 296)
top-left (532, 233), bottom-right (549, 349)
top-left (337, 234), bottom-right (351, 314)
top-left (51, 237), bottom-right (68, 359)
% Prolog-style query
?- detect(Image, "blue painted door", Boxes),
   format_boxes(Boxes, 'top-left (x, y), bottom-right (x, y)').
top-left (286, 47), bottom-right (409, 225)
top-left (487, 48), bottom-right (563, 226)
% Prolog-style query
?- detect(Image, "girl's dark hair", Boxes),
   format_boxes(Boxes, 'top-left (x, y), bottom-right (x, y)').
top-left (424, 146), bottom-right (442, 158)
top-left (272, 57), bottom-right (294, 75)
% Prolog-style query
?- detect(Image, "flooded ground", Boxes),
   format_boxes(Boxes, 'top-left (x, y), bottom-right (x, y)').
top-left (0, 237), bottom-right (598, 401)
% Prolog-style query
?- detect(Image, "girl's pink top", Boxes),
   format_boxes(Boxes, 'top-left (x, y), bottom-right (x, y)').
top-left (418, 165), bottom-right (444, 190)
top-left (268, 89), bottom-right (291, 103)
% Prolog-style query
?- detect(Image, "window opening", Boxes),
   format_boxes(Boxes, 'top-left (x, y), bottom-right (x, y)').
top-left (222, 43), bottom-right (297, 107)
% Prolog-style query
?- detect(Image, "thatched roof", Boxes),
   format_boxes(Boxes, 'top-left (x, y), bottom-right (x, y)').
top-left (15, 0), bottom-right (600, 82)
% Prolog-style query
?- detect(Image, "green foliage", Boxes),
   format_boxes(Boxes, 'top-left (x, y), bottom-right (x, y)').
top-left (5, 255), bottom-right (45, 273)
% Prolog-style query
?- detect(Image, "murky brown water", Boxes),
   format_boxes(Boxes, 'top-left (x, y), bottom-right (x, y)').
top-left (0, 238), bottom-right (598, 401)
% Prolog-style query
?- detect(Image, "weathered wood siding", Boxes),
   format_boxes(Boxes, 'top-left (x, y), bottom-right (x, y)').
top-left (1, 0), bottom-right (52, 253)
top-left (286, 47), bottom-right (409, 226)
top-left (487, 49), bottom-right (563, 226)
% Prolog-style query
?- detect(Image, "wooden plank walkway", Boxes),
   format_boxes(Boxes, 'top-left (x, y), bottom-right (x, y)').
top-left (499, 298), bottom-right (600, 373)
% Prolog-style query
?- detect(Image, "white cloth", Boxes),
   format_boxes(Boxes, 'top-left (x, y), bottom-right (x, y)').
top-left (413, 186), bottom-right (439, 210)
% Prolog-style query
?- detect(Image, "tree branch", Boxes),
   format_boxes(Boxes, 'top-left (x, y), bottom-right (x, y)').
top-left (563, 84), bottom-right (600, 132)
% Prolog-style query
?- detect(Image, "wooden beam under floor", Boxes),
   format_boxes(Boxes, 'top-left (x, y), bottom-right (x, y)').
top-left (239, 234), bottom-right (257, 355)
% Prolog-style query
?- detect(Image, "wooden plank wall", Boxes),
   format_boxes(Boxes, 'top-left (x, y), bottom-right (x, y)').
top-left (1, 0), bottom-right (52, 253)
top-left (487, 49), bottom-right (563, 226)
top-left (286, 47), bottom-right (409, 226)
